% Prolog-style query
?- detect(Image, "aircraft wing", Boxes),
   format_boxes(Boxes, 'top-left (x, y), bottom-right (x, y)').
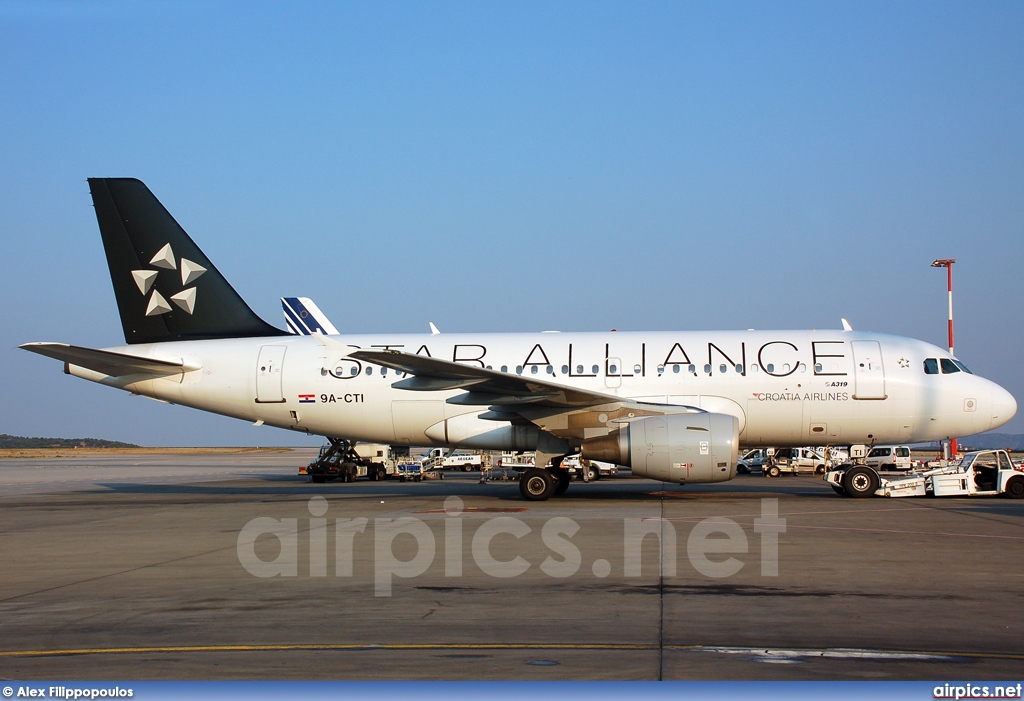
top-left (20, 342), bottom-right (190, 377)
top-left (350, 349), bottom-right (702, 444)
top-left (349, 349), bottom-right (623, 408)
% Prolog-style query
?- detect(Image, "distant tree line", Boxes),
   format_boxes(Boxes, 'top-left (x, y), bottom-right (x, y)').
top-left (0, 434), bottom-right (139, 449)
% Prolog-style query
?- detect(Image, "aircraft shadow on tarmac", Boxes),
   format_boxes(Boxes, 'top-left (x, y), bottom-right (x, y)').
top-left (86, 475), bottom-right (834, 501)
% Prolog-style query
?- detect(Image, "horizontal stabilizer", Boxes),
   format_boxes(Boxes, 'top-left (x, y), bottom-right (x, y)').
top-left (20, 342), bottom-right (190, 377)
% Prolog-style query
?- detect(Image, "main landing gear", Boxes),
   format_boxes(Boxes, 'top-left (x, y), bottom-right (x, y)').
top-left (518, 457), bottom-right (571, 501)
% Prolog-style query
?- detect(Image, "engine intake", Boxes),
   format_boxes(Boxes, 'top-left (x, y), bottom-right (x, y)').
top-left (581, 412), bottom-right (739, 484)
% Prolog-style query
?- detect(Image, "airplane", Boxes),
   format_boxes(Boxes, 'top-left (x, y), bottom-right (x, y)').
top-left (282, 297), bottom-right (340, 336)
top-left (21, 178), bottom-right (1018, 500)
top-left (282, 296), bottom-right (441, 337)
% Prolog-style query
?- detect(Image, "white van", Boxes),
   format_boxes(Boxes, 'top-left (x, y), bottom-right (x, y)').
top-left (863, 445), bottom-right (913, 471)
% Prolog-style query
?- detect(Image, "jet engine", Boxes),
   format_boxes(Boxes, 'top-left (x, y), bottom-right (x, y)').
top-left (581, 412), bottom-right (739, 484)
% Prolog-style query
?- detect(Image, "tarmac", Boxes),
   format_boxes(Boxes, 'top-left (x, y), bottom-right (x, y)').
top-left (1, 449), bottom-right (1022, 681)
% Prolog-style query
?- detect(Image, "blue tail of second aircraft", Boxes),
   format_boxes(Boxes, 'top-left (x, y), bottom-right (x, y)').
top-left (281, 297), bottom-right (339, 335)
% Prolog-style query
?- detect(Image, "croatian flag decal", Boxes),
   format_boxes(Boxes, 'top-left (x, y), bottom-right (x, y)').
top-left (298, 394), bottom-right (316, 403)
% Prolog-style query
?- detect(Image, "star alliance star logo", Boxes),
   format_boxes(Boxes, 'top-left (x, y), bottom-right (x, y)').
top-left (131, 243), bottom-right (207, 316)
top-left (897, 357), bottom-right (910, 369)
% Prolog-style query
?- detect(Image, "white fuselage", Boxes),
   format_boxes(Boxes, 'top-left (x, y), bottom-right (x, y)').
top-left (72, 329), bottom-right (1017, 449)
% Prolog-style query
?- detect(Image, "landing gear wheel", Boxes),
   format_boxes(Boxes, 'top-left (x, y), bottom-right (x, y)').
top-left (519, 468), bottom-right (555, 501)
top-left (1005, 476), bottom-right (1024, 499)
top-left (843, 466), bottom-right (878, 498)
top-left (552, 467), bottom-right (570, 496)
top-left (767, 465), bottom-right (781, 478)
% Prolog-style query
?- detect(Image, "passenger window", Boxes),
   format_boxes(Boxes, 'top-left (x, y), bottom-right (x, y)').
top-left (799, 363), bottom-right (806, 373)
top-left (634, 364), bottom-right (642, 374)
top-left (657, 365), bottom-right (665, 374)
top-left (531, 366), bottom-right (539, 375)
top-left (561, 365), bottom-right (569, 375)
top-left (673, 364), bottom-right (680, 373)
top-left (546, 365), bottom-right (554, 374)
top-left (577, 365), bottom-right (584, 374)
top-left (381, 367), bottom-right (387, 376)
top-left (689, 364), bottom-right (696, 374)
top-left (350, 367), bottom-right (358, 376)
top-left (501, 365), bottom-right (508, 373)
top-left (720, 364), bottom-right (727, 373)
top-left (940, 359), bottom-right (960, 374)
top-left (814, 363), bottom-right (822, 373)
top-left (516, 366), bottom-right (523, 375)
top-left (704, 364), bottom-right (712, 374)
top-left (735, 364), bottom-right (743, 373)
top-left (923, 358), bottom-right (939, 374)
top-left (609, 364), bottom-right (618, 374)
top-left (766, 364), bottom-right (775, 373)
top-left (592, 365), bottom-right (600, 374)
top-left (366, 367), bottom-right (373, 375)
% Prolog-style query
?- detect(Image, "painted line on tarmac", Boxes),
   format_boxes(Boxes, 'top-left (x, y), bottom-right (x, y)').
top-left (0, 643), bottom-right (652, 658)
top-left (780, 523), bottom-right (1024, 541)
top-left (2, 643), bottom-right (1022, 661)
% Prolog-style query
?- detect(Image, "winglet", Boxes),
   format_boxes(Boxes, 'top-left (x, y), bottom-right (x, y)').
top-left (841, 318), bottom-right (853, 331)
top-left (311, 333), bottom-right (353, 357)
top-left (429, 322), bottom-right (441, 335)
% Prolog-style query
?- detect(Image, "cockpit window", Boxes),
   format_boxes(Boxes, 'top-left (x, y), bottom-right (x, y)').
top-left (940, 358), bottom-right (960, 374)
top-left (953, 360), bottom-right (973, 374)
top-left (923, 358), bottom-right (939, 374)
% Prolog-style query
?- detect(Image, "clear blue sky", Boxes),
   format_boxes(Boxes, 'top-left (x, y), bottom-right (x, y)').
top-left (3, 1), bottom-right (1023, 446)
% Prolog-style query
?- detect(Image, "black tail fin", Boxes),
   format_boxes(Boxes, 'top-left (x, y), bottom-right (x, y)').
top-left (89, 178), bottom-right (287, 344)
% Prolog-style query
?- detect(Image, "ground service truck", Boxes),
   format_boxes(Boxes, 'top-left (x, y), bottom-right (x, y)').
top-left (826, 449), bottom-right (1024, 499)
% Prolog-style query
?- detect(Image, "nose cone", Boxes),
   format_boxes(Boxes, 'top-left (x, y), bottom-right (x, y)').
top-left (989, 383), bottom-right (1018, 431)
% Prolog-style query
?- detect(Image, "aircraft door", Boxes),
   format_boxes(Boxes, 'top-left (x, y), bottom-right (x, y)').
top-left (851, 340), bottom-right (886, 400)
top-left (256, 345), bottom-right (287, 403)
top-left (605, 357), bottom-right (623, 389)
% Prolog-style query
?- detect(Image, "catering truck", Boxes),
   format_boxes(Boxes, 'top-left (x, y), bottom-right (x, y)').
top-left (421, 448), bottom-right (486, 472)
